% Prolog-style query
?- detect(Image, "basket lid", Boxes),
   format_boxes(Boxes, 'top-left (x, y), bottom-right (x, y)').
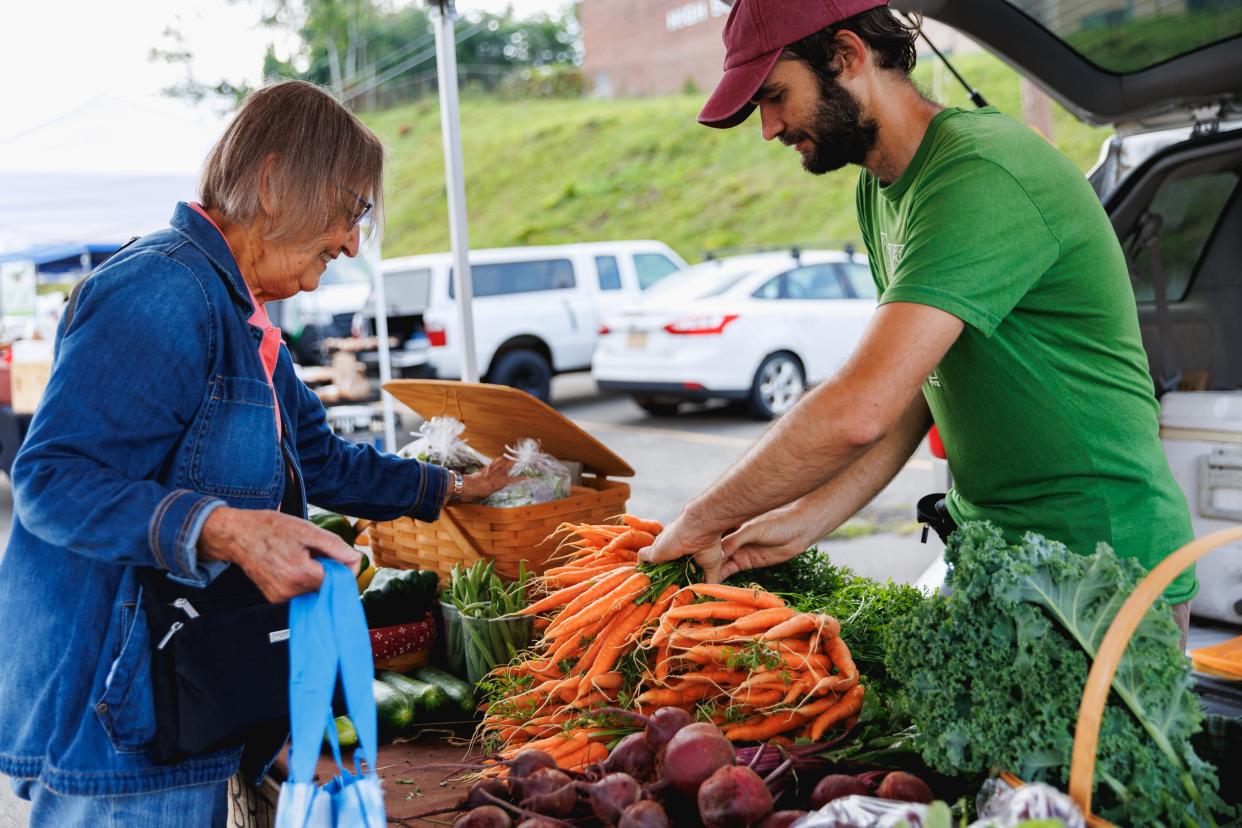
top-left (382, 380), bottom-right (635, 478)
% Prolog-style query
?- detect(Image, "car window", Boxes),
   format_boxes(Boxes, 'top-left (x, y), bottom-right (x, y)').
top-left (596, 255), bottom-right (622, 291)
top-left (449, 258), bottom-right (575, 298)
top-left (753, 274), bottom-right (786, 300)
top-left (634, 253), bottom-right (681, 290)
top-left (840, 263), bottom-right (878, 299)
top-left (1125, 170), bottom-right (1238, 303)
top-left (382, 267), bottom-right (432, 312)
top-left (1001, 0), bottom-right (1242, 73)
top-left (784, 265), bottom-right (849, 300)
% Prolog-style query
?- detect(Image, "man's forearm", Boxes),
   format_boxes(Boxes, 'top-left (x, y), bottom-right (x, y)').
top-left (684, 378), bottom-right (921, 535)
top-left (786, 395), bottom-right (932, 542)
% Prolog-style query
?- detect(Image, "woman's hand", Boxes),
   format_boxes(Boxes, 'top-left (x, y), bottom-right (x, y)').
top-left (458, 456), bottom-right (516, 502)
top-left (197, 507), bottom-right (361, 602)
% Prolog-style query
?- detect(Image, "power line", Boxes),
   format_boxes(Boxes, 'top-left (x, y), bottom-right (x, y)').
top-left (343, 19), bottom-right (489, 102)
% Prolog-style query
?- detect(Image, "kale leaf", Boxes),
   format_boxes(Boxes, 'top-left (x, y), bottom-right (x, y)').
top-left (885, 522), bottom-right (1230, 827)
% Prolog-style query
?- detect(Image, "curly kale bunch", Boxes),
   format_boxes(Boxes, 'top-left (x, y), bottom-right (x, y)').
top-left (885, 522), bottom-right (1230, 828)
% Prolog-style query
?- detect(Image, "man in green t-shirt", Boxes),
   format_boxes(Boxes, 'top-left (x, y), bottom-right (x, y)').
top-left (642, 0), bottom-right (1196, 638)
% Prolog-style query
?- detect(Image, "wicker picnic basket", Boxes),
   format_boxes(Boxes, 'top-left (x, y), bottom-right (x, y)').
top-left (361, 380), bottom-right (635, 582)
top-left (1003, 525), bottom-right (1242, 827)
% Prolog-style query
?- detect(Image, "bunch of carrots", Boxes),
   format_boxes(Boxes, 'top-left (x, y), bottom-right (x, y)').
top-left (476, 516), bottom-right (864, 771)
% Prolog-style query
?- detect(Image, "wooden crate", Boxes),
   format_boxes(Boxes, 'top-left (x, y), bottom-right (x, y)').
top-left (365, 381), bottom-right (634, 582)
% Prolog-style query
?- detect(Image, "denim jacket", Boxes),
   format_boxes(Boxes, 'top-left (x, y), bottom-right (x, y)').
top-left (0, 203), bottom-right (448, 796)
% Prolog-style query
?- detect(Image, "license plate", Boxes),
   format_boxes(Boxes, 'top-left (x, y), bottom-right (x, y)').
top-left (626, 331), bottom-right (648, 350)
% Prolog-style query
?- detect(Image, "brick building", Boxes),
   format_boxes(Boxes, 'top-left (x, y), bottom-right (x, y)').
top-left (580, 0), bottom-right (979, 98)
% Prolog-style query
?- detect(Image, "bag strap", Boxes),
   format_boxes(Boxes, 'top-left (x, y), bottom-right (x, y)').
top-left (328, 557), bottom-right (380, 775)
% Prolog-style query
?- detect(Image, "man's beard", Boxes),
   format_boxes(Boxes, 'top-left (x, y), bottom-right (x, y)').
top-left (782, 75), bottom-right (878, 175)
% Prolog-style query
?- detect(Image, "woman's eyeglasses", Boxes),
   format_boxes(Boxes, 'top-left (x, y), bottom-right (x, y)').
top-left (344, 188), bottom-right (373, 229)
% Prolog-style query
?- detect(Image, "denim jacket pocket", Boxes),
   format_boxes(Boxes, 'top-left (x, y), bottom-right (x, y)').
top-left (94, 600), bottom-right (157, 754)
top-left (190, 375), bottom-right (282, 498)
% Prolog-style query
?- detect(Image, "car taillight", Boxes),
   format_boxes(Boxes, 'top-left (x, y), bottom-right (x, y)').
top-left (426, 322), bottom-right (447, 348)
top-left (663, 314), bottom-right (739, 335)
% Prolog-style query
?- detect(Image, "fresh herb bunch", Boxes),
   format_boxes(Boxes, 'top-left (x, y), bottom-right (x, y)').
top-left (726, 548), bottom-right (927, 697)
top-left (886, 522), bottom-right (1232, 828)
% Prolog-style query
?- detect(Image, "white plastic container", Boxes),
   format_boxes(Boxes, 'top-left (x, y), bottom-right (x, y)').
top-left (1160, 391), bottom-right (1242, 624)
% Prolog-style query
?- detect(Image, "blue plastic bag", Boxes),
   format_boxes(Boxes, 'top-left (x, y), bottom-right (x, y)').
top-left (275, 560), bottom-right (386, 828)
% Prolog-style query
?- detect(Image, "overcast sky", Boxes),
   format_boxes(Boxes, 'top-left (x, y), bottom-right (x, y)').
top-left (1, 0), bottom-right (569, 140)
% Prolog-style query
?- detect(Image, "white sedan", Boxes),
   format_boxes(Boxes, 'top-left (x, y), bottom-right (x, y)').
top-left (592, 250), bottom-right (877, 419)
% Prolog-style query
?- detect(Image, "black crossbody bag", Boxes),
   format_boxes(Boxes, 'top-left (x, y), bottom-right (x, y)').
top-left (67, 242), bottom-right (301, 764)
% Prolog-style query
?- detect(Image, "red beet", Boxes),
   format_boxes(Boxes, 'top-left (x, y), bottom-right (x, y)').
top-left (757, 811), bottom-right (807, 828)
top-left (697, 765), bottom-right (774, 828)
top-left (599, 706), bottom-right (694, 755)
top-left (618, 800), bottom-right (670, 828)
top-left (601, 732), bottom-right (657, 782)
top-left (644, 707), bottom-right (694, 753)
top-left (810, 774), bottom-right (872, 809)
top-left (520, 779), bottom-right (577, 818)
top-left (516, 820), bottom-right (564, 828)
top-left (660, 722), bottom-right (736, 797)
top-left (511, 767), bottom-right (571, 805)
top-left (510, 750), bottom-right (558, 777)
top-left (875, 771), bottom-right (933, 804)
top-left (580, 772), bottom-right (642, 824)
top-left (453, 806), bottom-right (512, 828)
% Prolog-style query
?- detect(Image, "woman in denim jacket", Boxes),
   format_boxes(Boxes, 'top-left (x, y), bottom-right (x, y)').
top-left (0, 80), bottom-right (511, 826)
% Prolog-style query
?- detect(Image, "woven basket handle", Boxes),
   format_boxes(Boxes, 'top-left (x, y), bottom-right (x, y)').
top-left (1069, 526), bottom-right (1242, 817)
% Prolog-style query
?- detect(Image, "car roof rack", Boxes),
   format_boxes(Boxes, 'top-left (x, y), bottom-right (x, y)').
top-left (701, 240), bottom-right (861, 263)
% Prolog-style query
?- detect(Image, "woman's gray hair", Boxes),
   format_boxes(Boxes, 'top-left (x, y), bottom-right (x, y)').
top-left (199, 79), bottom-right (384, 244)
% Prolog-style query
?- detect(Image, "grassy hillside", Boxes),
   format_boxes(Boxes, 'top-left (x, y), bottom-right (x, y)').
top-left (364, 51), bottom-right (1111, 263)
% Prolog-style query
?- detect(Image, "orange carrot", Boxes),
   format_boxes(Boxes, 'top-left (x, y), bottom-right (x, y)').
top-left (723, 710), bottom-right (810, 741)
top-left (600, 529), bottom-right (656, 555)
top-left (621, 514), bottom-right (664, 535)
top-left (824, 634), bottom-right (858, 680)
top-left (809, 684), bottom-right (865, 741)
top-left (519, 578), bottom-right (596, 616)
top-left (683, 583), bottom-right (786, 609)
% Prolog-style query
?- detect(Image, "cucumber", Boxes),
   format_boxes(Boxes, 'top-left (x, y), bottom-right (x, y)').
top-left (373, 677), bottom-right (414, 734)
top-left (378, 670), bottom-right (448, 718)
top-left (328, 715), bottom-right (358, 748)
top-left (413, 666), bottom-right (475, 717)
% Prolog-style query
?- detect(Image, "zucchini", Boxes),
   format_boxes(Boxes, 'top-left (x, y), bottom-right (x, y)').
top-left (378, 670), bottom-right (448, 718)
top-left (413, 666), bottom-right (475, 717)
top-left (328, 715), bottom-right (358, 748)
top-left (373, 677), bottom-right (414, 734)
top-left (312, 513), bottom-right (357, 546)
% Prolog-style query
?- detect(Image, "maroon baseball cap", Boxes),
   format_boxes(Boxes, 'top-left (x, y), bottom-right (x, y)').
top-left (699, 0), bottom-right (889, 129)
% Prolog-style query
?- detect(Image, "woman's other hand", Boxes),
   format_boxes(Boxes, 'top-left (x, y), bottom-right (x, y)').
top-left (197, 507), bottom-right (361, 602)
top-left (459, 456), bottom-right (516, 502)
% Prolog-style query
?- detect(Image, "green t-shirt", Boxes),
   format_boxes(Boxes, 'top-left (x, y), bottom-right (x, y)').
top-left (857, 107), bottom-right (1196, 603)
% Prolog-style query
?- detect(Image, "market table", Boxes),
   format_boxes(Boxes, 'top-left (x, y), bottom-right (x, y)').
top-left (240, 731), bottom-right (477, 826)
